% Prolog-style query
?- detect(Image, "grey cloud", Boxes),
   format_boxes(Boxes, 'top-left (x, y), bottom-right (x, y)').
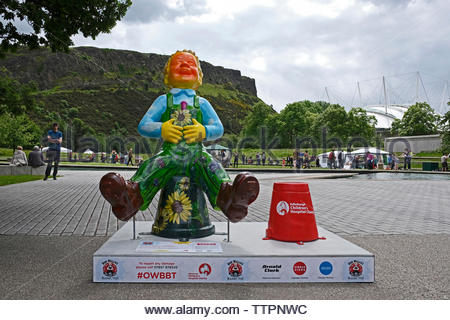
top-left (74, 0), bottom-right (450, 112)
top-left (123, 0), bottom-right (208, 23)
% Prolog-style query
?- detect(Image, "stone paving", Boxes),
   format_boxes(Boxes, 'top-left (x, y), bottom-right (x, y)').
top-left (0, 170), bottom-right (449, 237)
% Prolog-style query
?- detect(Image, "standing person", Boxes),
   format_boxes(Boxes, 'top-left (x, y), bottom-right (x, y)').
top-left (338, 149), bottom-right (343, 169)
top-left (389, 154), bottom-right (395, 170)
top-left (304, 150), bottom-right (310, 168)
top-left (315, 155), bottom-right (320, 168)
top-left (403, 149), bottom-right (411, 170)
top-left (441, 152), bottom-right (448, 171)
top-left (28, 146), bottom-right (45, 168)
top-left (10, 146), bottom-right (28, 166)
top-left (328, 149), bottom-right (336, 169)
top-left (261, 152), bottom-right (266, 166)
top-left (366, 151), bottom-right (374, 169)
top-left (127, 148), bottom-right (134, 166)
top-left (241, 153), bottom-right (245, 166)
top-left (234, 152), bottom-right (239, 168)
top-left (44, 122), bottom-right (62, 180)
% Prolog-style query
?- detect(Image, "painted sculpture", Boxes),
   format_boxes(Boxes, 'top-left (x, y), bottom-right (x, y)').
top-left (99, 50), bottom-right (260, 239)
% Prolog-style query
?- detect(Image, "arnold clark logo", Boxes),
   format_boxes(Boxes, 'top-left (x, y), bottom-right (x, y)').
top-left (262, 264), bottom-right (281, 273)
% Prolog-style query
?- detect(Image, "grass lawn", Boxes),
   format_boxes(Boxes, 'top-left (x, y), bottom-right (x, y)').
top-left (0, 175), bottom-right (44, 186)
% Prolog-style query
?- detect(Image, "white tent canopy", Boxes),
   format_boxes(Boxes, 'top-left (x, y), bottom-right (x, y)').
top-left (350, 147), bottom-right (389, 155)
top-left (317, 147), bottom-right (389, 168)
top-left (42, 146), bottom-right (72, 153)
top-left (83, 149), bottom-right (94, 154)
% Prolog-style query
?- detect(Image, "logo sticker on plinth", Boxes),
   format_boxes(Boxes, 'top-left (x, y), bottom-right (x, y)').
top-left (224, 259), bottom-right (246, 281)
top-left (261, 263), bottom-right (282, 280)
top-left (188, 263), bottom-right (212, 280)
top-left (346, 259), bottom-right (366, 281)
top-left (101, 259), bottom-right (119, 280)
top-left (318, 261), bottom-right (334, 279)
top-left (291, 261), bottom-right (308, 279)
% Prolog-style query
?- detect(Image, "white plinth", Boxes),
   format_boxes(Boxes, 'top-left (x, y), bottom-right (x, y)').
top-left (93, 222), bottom-right (374, 283)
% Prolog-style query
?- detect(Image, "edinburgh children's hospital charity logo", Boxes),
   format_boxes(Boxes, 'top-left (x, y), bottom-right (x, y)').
top-left (276, 201), bottom-right (289, 215)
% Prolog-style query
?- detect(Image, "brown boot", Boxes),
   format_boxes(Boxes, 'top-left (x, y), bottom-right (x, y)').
top-left (217, 172), bottom-right (259, 222)
top-left (99, 172), bottom-right (143, 221)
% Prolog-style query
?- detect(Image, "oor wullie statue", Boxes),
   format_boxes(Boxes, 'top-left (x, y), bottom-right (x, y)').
top-left (100, 50), bottom-right (259, 238)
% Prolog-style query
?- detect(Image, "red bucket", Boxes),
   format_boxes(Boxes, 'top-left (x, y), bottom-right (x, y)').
top-left (265, 182), bottom-right (319, 242)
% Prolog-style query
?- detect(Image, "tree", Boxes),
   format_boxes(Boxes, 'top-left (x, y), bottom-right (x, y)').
top-left (313, 104), bottom-right (349, 144)
top-left (440, 108), bottom-right (450, 153)
top-left (0, 0), bottom-right (131, 55)
top-left (0, 67), bottom-right (36, 114)
top-left (346, 107), bottom-right (377, 141)
top-left (241, 102), bottom-right (274, 137)
top-left (0, 112), bottom-right (42, 151)
top-left (390, 102), bottom-right (440, 136)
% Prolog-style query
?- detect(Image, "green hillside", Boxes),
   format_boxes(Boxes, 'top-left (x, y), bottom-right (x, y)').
top-left (0, 46), bottom-right (263, 139)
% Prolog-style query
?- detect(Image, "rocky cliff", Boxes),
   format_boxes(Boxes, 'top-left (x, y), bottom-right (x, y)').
top-left (0, 46), bottom-right (262, 135)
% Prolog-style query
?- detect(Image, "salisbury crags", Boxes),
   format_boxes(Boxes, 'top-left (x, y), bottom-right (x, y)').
top-left (1, 46), bottom-right (262, 135)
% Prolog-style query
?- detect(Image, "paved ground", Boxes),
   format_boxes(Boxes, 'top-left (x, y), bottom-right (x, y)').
top-left (0, 170), bottom-right (449, 299)
top-left (0, 170), bottom-right (449, 237)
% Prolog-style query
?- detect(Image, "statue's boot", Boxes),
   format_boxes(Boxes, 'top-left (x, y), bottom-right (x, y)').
top-left (99, 172), bottom-right (143, 221)
top-left (217, 172), bottom-right (260, 222)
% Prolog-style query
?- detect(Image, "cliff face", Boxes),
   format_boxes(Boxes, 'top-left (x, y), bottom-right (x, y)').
top-left (0, 46), bottom-right (261, 135)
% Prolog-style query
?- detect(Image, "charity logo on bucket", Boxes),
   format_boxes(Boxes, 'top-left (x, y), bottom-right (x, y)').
top-left (276, 201), bottom-right (289, 215)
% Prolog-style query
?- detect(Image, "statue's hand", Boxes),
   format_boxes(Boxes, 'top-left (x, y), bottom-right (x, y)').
top-left (183, 119), bottom-right (206, 144)
top-left (161, 119), bottom-right (183, 144)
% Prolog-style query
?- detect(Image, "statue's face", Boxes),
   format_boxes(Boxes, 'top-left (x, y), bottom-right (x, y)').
top-left (168, 52), bottom-right (199, 89)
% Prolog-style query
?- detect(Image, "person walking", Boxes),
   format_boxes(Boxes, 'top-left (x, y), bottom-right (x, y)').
top-left (127, 148), bottom-right (134, 166)
top-left (44, 122), bottom-right (62, 180)
top-left (233, 152), bottom-right (239, 168)
top-left (261, 152), bottom-right (266, 166)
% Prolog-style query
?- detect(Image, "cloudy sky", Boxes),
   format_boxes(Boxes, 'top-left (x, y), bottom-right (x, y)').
top-left (72, 0), bottom-right (450, 113)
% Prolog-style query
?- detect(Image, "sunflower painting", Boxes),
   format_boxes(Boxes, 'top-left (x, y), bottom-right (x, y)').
top-left (164, 190), bottom-right (192, 224)
top-left (179, 177), bottom-right (190, 191)
top-left (171, 109), bottom-right (191, 126)
top-left (152, 209), bottom-right (170, 233)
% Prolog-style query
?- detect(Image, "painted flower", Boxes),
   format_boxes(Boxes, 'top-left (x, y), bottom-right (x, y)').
top-left (153, 178), bottom-right (160, 186)
top-left (157, 158), bottom-right (165, 168)
top-left (179, 177), bottom-right (190, 191)
top-left (153, 210), bottom-right (169, 233)
top-left (208, 161), bottom-right (220, 173)
top-left (171, 109), bottom-right (191, 126)
top-left (163, 191), bottom-right (192, 224)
